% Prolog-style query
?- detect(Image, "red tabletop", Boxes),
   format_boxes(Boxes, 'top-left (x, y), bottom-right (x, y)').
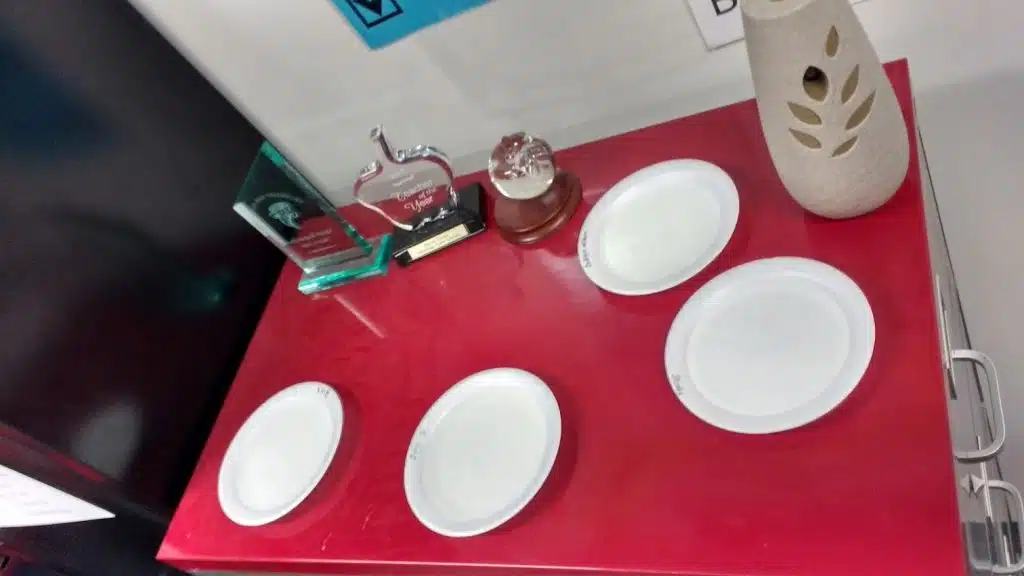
top-left (159, 61), bottom-right (964, 576)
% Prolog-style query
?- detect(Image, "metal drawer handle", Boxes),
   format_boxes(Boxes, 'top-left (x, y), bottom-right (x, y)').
top-left (953, 350), bottom-right (1006, 463)
top-left (985, 479), bottom-right (1024, 574)
top-left (934, 276), bottom-right (951, 373)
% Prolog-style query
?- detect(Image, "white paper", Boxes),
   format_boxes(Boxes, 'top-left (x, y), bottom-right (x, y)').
top-left (687, 0), bottom-right (869, 50)
top-left (0, 465), bottom-right (114, 528)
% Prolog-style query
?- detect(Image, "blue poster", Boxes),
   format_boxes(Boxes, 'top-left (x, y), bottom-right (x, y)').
top-left (331, 0), bottom-right (490, 49)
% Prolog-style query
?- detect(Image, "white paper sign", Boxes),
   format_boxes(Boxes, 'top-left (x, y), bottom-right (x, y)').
top-left (0, 465), bottom-right (114, 528)
top-left (687, 0), bottom-right (869, 50)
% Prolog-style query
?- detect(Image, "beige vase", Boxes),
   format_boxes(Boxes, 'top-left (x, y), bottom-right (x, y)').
top-left (740, 0), bottom-right (909, 219)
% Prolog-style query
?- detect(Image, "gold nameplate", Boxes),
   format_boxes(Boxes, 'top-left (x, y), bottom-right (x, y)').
top-left (406, 224), bottom-right (470, 261)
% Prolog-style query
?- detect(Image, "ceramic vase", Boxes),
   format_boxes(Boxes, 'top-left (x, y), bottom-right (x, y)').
top-left (740, 0), bottom-right (909, 219)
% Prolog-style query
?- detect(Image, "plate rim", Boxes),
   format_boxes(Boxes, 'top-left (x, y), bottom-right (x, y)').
top-left (664, 257), bottom-right (876, 434)
top-left (577, 159), bottom-right (740, 296)
top-left (404, 367), bottom-right (562, 538)
top-left (217, 381), bottom-right (344, 526)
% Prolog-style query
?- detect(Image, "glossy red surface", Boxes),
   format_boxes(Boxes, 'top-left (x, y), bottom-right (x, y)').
top-left (160, 61), bottom-right (964, 576)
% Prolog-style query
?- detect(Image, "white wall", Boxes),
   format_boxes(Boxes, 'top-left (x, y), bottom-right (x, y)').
top-left (128, 0), bottom-right (1024, 480)
top-left (125, 0), bottom-right (1020, 202)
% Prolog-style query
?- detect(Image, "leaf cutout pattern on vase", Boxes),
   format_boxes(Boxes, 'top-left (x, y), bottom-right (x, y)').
top-left (832, 136), bottom-right (858, 157)
top-left (841, 66), bottom-right (860, 104)
top-left (788, 102), bottom-right (823, 125)
top-left (802, 67), bottom-right (829, 102)
top-left (825, 26), bottom-right (840, 58)
top-left (791, 129), bottom-right (823, 149)
top-left (845, 91), bottom-right (876, 131)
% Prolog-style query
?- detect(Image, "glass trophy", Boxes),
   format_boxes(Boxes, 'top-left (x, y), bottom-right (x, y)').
top-left (353, 126), bottom-right (486, 266)
top-left (234, 142), bottom-right (391, 294)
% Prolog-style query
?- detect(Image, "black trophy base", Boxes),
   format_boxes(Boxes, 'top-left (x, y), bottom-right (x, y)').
top-left (391, 183), bottom-right (487, 266)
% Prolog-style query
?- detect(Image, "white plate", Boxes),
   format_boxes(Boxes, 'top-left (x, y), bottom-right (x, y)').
top-left (578, 159), bottom-right (739, 296)
top-left (664, 258), bottom-right (875, 434)
top-left (218, 382), bottom-right (343, 526)
top-left (404, 368), bottom-right (561, 538)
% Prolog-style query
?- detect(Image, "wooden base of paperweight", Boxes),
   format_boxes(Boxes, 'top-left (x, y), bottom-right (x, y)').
top-left (492, 172), bottom-right (582, 245)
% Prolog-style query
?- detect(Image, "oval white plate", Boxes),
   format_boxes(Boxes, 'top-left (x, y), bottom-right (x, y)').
top-left (404, 368), bottom-right (561, 538)
top-left (218, 382), bottom-right (343, 526)
top-left (665, 258), bottom-right (875, 434)
top-left (578, 159), bottom-right (739, 296)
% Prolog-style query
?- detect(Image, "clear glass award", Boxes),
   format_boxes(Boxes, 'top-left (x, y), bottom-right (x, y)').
top-left (353, 126), bottom-right (486, 265)
top-left (234, 142), bottom-right (391, 294)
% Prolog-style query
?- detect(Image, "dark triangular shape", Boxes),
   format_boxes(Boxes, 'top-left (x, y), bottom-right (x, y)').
top-left (350, 0), bottom-right (384, 16)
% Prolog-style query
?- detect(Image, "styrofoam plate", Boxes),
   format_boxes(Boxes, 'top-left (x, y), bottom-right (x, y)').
top-left (404, 368), bottom-right (561, 537)
top-left (218, 382), bottom-right (343, 526)
top-left (665, 258), bottom-right (874, 434)
top-left (579, 159), bottom-right (739, 295)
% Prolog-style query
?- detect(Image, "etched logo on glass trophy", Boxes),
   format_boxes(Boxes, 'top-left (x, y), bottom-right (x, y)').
top-left (234, 142), bottom-right (391, 294)
top-left (353, 126), bottom-right (486, 265)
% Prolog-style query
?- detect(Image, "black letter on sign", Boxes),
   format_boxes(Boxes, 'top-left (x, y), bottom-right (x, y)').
top-left (712, 0), bottom-right (738, 15)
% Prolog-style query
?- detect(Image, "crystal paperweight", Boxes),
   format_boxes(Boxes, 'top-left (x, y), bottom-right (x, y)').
top-left (353, 126), bottom-right (486, 266)
top-left (234, 142), bottom-right (391, 294)
top-left (487, 132), bottom-right (581, 245)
